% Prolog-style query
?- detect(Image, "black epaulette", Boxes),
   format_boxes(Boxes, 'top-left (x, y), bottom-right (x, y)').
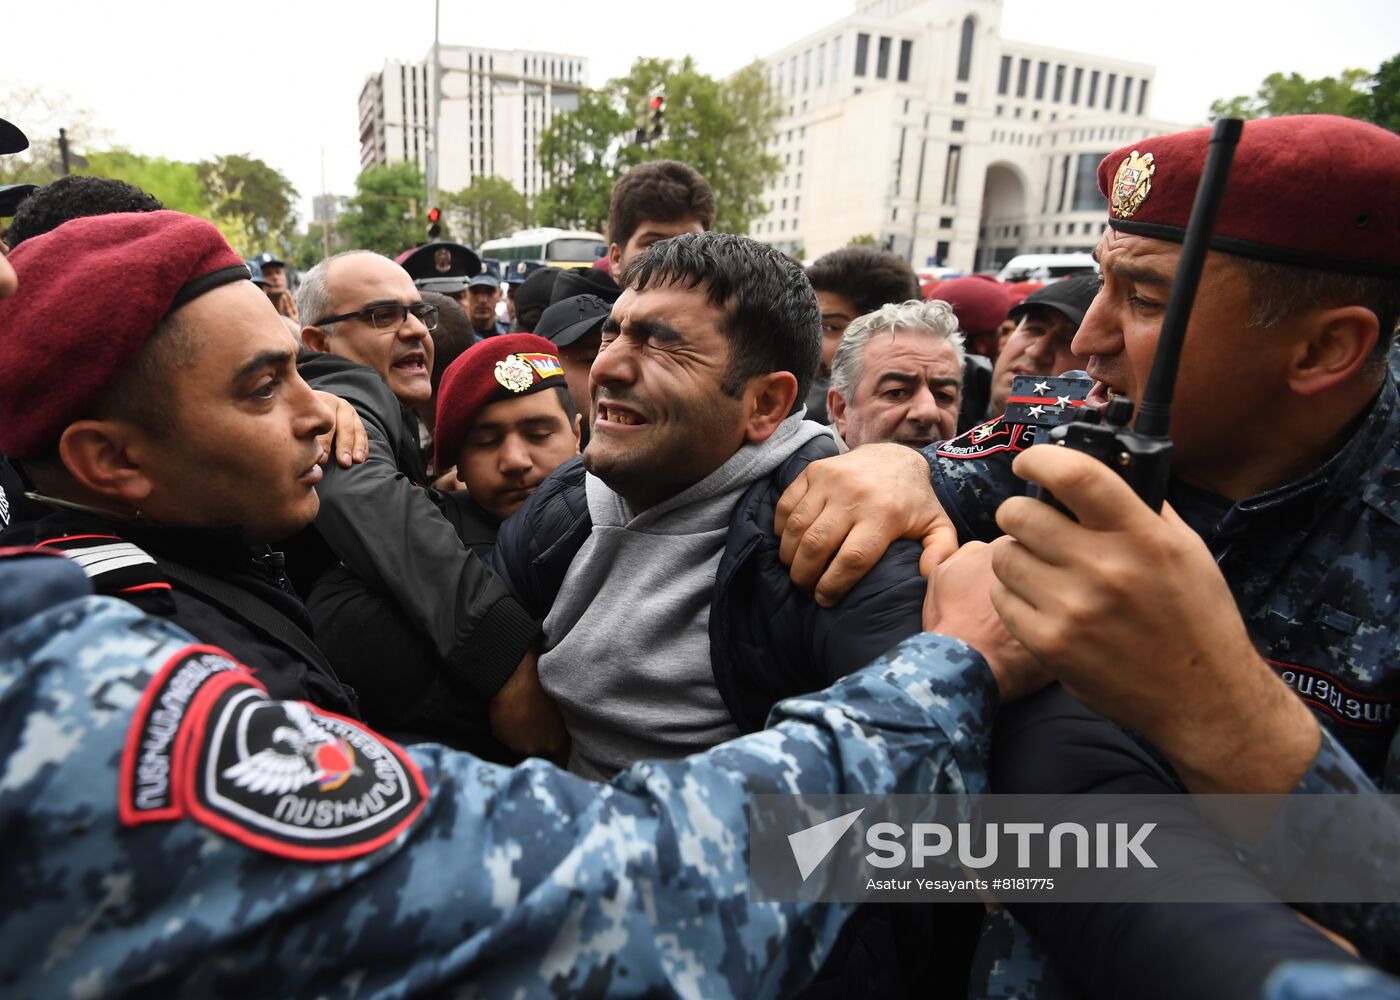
top-left (33, 533), bottom-right (175, 607)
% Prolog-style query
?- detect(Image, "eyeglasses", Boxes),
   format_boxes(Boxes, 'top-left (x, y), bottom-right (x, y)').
top-left (314, 302), bottom-right (439, 332)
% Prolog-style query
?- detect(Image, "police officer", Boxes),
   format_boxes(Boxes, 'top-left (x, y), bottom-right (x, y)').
top-left (772, 114), bottom-right (1400, 990)
top-left (400, 239), bottom-right (484, 313)
top-left (0, 211), bottom-right (367, 715)
top-left (0, 525), bottom-right (1047, 996)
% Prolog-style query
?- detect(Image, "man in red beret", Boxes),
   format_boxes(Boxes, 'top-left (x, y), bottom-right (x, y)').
top-left (0, 211), bottom-right (359, 715)
top-left (434, 334), bottom-right (581, 522)
top-left (292, 250), bottom-right (553, 760)
top-left (776, 114), bottom-right (1400, 990)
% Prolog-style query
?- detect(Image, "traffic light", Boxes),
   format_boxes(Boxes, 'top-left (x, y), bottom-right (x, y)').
top-left (427, 206), bottom-right (442, 240)
top-left (647, 96), bottom-right (664, 142)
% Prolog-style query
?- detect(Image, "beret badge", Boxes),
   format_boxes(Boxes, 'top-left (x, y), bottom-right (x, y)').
top-left (1110, 149), bottom-right (1155, 219)
top-left (494, 354), bottom-right (536, 393)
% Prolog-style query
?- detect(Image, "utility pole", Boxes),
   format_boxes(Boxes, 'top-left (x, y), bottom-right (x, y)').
top-left (58, 128), bottom-right (72, 176)
top-left (427, 0), bottom-right (442, 209)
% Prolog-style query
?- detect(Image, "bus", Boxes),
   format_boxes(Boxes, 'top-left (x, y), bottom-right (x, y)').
top-left (480, 228), bottom-right (608, 271)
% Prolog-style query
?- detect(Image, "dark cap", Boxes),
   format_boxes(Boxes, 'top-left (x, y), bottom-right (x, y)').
top-left (536, 294), bottom-right (611, 348)
top-left (0, 117), bottom-right (28, 155)
top-left (1099, 114), bottom-right (1400, 277)
top-left (468, 272), bottom-right (500, 291)
top-left (549, 266), bottom-right (620, 305)
top-left (1008, 273), bottom-right (1100, 329)
top-left (0, 183), bottom-right (36, 217)
top-left (504, 259), bottom-right (544, 285)
top-left (245, 257), bottom-right (269, 287)
top-left (401, 241), bottom-right (483, 293)
top-left (513, 266), bottom-right (562, 332)
top-left (249, 250), bottom-right (285, 269)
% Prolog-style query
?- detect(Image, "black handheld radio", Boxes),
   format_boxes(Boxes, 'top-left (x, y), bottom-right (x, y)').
top-left (1033, 117), bottom-right (1244, 513)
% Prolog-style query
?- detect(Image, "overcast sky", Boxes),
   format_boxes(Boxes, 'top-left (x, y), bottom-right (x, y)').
top-left (4, 0), bottom-right (1395, 222)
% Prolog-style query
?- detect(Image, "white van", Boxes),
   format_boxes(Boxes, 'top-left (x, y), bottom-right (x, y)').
top-left (996, 253), bottom-right (1098, 283)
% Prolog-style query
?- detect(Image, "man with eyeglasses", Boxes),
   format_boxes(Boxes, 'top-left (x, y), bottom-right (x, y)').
top-left (295, 251), bottom-right (550, 758)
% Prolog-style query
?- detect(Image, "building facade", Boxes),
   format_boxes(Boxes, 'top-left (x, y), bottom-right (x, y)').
top-left (752, 0), bottom-right (1182, 270)
top-left (358, 46), bottom-right (587, 200)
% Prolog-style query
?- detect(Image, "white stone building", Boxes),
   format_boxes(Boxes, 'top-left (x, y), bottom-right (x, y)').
top-left (752, 0), bottom-right (1183, 270)
top-left (358, 47), bottom-right (588, 200)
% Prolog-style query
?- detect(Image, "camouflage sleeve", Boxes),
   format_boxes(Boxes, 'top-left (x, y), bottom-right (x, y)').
top-left (1263, 962), bottom-right (1400, 999)
top-left (1240, 728), bottom-right (1400, 970)
top-left (1, 593), bottom-right (996, 1000)
top-left (924, 419), bottom-right (1035, 544)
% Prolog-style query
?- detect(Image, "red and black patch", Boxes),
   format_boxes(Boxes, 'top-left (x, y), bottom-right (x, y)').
top-left (936, 419), bottom-right (1034, 460)
top-left (1269, 659), bottom-right (1397, 731)
top-left (119, 644), bottom-right (256, 825)
top-left (179, 683), bottom-right (429, 861)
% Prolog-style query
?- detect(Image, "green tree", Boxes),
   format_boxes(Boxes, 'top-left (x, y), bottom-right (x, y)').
top-left (339, 162), bottom-right (428, 256)
top-left (536, 57), bottom-right (782, 236)
top-left (1209, 68), bottom-right (1373, 121)
top-left (1351, 53), bottom-right (1400, 132)
top-left (197, 154), bottom-right (298, 257)
top-left (846, 233), bottom-right (879, 247)
top-left (536, 90), bottom-right (632, 231)
top-left (443, 175), bottom-right (531, 247)
top-left (83, 150), bottom-right (208, 216)
top-left (286, 222), bottom-right (346, 269)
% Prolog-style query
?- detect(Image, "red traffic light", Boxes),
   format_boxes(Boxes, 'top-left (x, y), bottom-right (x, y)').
top-left (649, 96), bottom-right (664, 111)
top-left (427, 207), bottom-right (441, 223)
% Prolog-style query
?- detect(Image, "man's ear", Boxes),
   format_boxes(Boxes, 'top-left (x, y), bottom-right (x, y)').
top-left (1287, 305), bottom-right (1381, 397)
top-left (301, 324), bottom-right (331, 354)
top-left (607, 242), bottom-right (623, 281)
top-left (572, 411), bottom-right (584, 451)
top-left (742, 372), bottom-right (799, 444)
top-left (57, 420), bottom-right (156, 505)
top-left (827, 386), bottom-right (849, 438)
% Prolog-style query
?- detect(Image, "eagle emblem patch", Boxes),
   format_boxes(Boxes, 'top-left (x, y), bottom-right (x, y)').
top-left (1111, 150), bottom-right (1155, 218)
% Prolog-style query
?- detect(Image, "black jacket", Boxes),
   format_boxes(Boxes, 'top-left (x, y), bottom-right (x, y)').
top-left (491, 437), bottom-right (927, 734)
top-left (0, 507), bottom-right (357, 716)
top-left (297, 352), bottom-right (539, 704)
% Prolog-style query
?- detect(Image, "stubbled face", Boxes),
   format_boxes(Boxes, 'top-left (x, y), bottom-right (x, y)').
top-left (584, 282), bottom-right (747, 510)
top-left (832, 329), bottom-right (962, 449)
top-left (321, 254), bottom-right (434, 406)
top-left (456, 389), bottom-right (580, 520)
top-left (1076, 229), bottom-right (1286, 490)
top-left (609, 217), bottom-right (706, 280)
top-left (133, 281), bottom-right (333, 543)
top-left (467, 284), bottom-right (500, 331)
top-left (989, 306), bottom-right (1083, 414)
top-left (814, 289), bottom-right (858, 377)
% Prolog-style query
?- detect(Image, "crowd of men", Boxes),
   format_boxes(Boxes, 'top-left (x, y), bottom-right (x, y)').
top-left (0, 108), bottom-right (1398, 999)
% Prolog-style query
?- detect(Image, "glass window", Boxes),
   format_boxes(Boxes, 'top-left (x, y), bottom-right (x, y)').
top-left (1105, 73), bottom-right (1117, 110)
top-left (1121, 76), bottom-right (1133, 112)
top-left (898, 39), bottom-right (913, 82)
top-left (1054, 64), bottom-right (1066, 102)
top-left (546, 238), bottom-right (605, 262)
top-left (957, 16), bottom-right (975, 82)
top-left (1088, 70), bottom-right (1100, 107)
top-left (877, 36), bottom-right (892, 79)
top-left (1036, 61), bottom-right (1048, 100)
top-left (1071, 153), bottom-right (1110, 212)
top-left (803, 49), bottom-right (811, 91)
top-left (954, 91), bottom-right (968, 104)
top-left (1137, 79), bottom-right (1149, 115)
top-left (951, 119), bottom-right (965, 132)
top-left (1017, 58), bottom-right (1030, 97)
top-left (1071, 67), bottom-right (1083, 104)
top-left (855, 33), bottom-right (870, 76)
top-left (998, 55), bottom-right (1011, 95)
top-left (818, 43), bottom-right (827, 86)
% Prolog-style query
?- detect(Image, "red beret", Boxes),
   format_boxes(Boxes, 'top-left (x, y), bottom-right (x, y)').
top-left (923, 274), bottom-right (1013, 336)
top-left (1099, 114), bottom-right (1400, 277)
top-left (0, 210), bottom-right (248, 458)
top-left (435, 333), bottom-right (567, 469)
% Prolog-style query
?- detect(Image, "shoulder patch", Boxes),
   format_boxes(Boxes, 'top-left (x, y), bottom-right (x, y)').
top-left (36, 533), bottom-right (171, 596)
top-left (936, 419), bottom-right (1035, 460)
top-left (120, 644), bottom-right (258, 824)
top-left (181, 685), bottom-right (429, 861)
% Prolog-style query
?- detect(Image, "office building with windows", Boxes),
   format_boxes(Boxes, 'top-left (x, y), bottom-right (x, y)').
top-left (752, 0), bottom-right (1182, 270)
top-left (358, 46), bottom-right (588, 199)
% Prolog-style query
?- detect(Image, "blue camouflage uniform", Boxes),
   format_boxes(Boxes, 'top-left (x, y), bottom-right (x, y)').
top-left (930, 378), bottom-right (1400, 987)
top-left (0, 551), bottom-right (993, 999)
